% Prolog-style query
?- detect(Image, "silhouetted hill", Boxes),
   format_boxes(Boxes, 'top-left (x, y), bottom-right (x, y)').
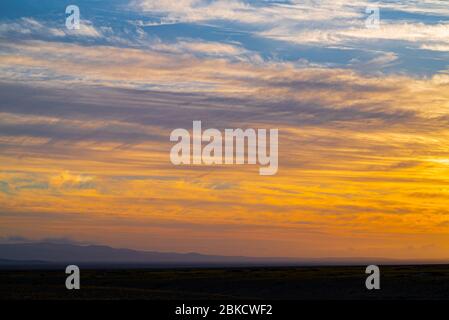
top-left (0, 242), bottom-right (296, 266)
top-left (0, 242), bottom-right (424, 268)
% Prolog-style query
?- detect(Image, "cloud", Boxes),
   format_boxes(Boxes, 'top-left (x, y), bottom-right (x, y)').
top-left (49, 171), bottom-right (95, 190)
top-left (0, 17), bottom-right (65, 37)
top-left (151, 39), bottom-right (258, 61)
top-left (132, 0), bottom-right (449, 27)
top-left (0, 17), bottom-right (102, 39)
top-left (379, 0), bottom-right (449, 16)
top-left (1, 40), bottom-right (448, 129)
top-left (420, 44), bottom-right (449, 52)
top-left (130, 0), bottom-right (449, 71)
top-left (1, 0), bottom-right (449, 259)
top-left (260, 22), bottom-right (449, 48)
top-left (66, 20), bottom-right (103, 38)
top-left (349, 51), bottom-right (399, 70)
top-left (132, 0), bottom-right (449, 48)
top-left (132, 0), bottom-right (362, 24)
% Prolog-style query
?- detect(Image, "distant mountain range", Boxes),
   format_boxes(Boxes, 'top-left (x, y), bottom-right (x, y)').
top-left (0, 242), bottom-right (442, 268)
top-left (0, 242), bottom-right (294, 267)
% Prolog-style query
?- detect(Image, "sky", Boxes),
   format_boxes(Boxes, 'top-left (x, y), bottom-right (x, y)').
top-left (0, 0), bottom-right (449, 260)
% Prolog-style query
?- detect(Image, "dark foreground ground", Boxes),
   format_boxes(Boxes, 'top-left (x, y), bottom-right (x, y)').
top-left (1, 265), bottom-right (449, 300)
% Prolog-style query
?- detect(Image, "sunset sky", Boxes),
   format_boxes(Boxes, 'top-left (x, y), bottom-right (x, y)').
top-left (1, 0), bottom-right (449, 260)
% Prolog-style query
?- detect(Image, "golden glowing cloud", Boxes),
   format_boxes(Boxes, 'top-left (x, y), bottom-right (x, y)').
top-left (0, 39), bottom-right (449, 259)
